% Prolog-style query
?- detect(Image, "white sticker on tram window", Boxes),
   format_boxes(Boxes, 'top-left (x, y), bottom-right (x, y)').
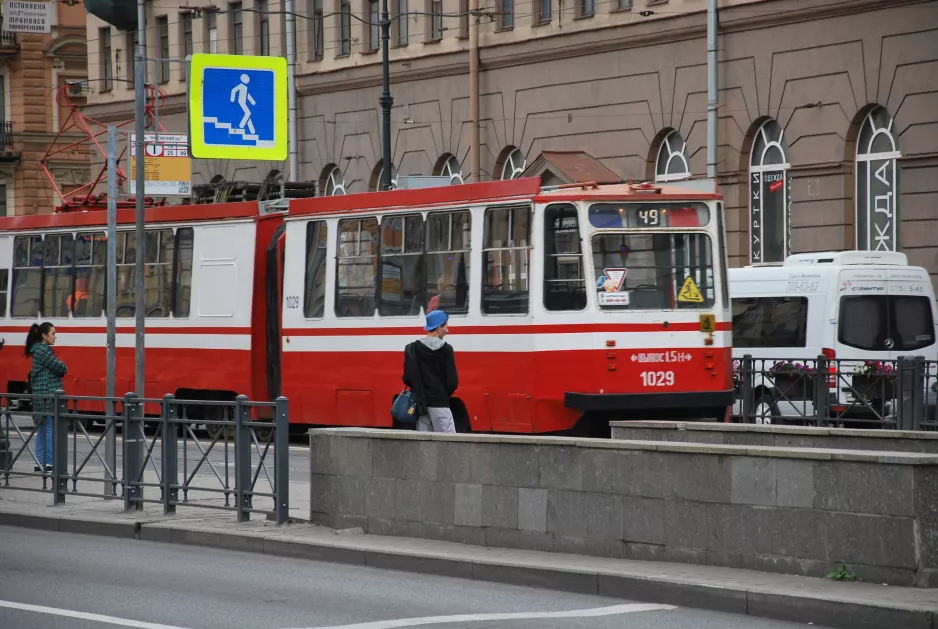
top-left (598, 291), bottom-right (630, 306)
top-left (630, 351), bottom-right (693, 364)
top-left (603, 268), bottom-right (628, 292)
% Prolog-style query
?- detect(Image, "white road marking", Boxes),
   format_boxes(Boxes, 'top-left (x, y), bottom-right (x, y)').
top-left (0, 599), bottom-right (192, 629)
top-left (287, 603), bottom-right (675, 629)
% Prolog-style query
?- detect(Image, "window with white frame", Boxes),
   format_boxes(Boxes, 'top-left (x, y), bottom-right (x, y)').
top-left (855, 106), bottom-right (901, 252)
top-left (323, 166), bottom-right (346, 196)
top-left (748, 119), bottom-right (790, 264)
top-left (500, 148), bottom-right (525, 180)
top-left (655, 130), bottom-right (690, 182)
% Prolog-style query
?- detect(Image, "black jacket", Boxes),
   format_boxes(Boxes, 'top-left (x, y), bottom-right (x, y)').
top-left (402, 338), bottom-right (458, 412)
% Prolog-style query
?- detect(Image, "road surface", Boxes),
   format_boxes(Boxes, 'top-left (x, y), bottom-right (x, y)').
top-left (0, 526), bottom-right (827, 629)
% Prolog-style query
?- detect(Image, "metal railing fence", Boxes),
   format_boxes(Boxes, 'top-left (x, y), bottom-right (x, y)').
top-left (733, 355), bottom-right (937, 430)
top-left (0, 391), bottom-right (290, 524)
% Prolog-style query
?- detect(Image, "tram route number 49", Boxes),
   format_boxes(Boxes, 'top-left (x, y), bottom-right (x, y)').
top-left (641, 371), bottom-right (675, 387)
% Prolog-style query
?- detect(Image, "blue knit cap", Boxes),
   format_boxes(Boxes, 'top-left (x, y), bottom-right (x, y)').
top-left (425, 310), bottom-right (449, 331)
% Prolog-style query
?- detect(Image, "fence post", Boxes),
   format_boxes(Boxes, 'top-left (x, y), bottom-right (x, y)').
top-left (814, 355), bottom-right (830, 427)
top-left (913, 356), bottom-right (926, 431)
top-left (161, 394), bottom-right (178, 515)
top-left (52, 390), bottom-right (68, 505)
top-left (741, 354), bottom-right (754, 423)
top-left (274, 396), bottom-right (290, 525)
top-left (234, 395), bottom-right (252, 523)
top-left (895, 356), bottom-right (926, 432)
top-left (122, 393), bottom-right (143, 511)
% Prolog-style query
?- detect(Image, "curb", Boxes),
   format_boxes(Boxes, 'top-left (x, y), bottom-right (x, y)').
top-left (0, 511), bottom-right (933, 629)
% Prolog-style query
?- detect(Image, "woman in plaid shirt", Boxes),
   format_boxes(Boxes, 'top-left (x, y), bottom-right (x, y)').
top-left (25, 322), bottom-right (67, 474)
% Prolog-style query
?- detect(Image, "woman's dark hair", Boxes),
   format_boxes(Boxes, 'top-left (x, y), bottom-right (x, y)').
top-left (25, 322), bottom-right (54, 357)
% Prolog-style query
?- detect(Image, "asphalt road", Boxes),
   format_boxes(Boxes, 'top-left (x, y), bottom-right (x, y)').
top-left (0, 527), bottom-right (828, 629)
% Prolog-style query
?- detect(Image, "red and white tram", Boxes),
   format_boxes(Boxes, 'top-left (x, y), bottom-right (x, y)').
top-left (0, 178), bottom-right (733, 434)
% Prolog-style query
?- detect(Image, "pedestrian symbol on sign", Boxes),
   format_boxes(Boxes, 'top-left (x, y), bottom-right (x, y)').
top-left (202, 68), bottom-right (275, 148)
top-left (230, 74), bottom-right (257, 135)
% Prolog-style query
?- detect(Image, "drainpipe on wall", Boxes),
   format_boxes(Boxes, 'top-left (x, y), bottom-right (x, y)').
top-left (706, 0), bottom-right (718, 179)
top-left (285, 0), bottom-right (299, 181)
top-left (469, 0), bottom-right (480, 182)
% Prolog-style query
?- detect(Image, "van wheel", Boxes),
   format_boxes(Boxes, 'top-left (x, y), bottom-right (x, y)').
top-left (752, 394), bottom-right (778, 424)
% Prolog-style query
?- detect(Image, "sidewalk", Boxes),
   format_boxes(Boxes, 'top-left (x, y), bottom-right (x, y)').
top-left (2, 477), bottom-right (937, 629)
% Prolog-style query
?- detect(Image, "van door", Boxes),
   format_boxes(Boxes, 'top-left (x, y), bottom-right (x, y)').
top-left (885, 268), bottom-right (937, 361)
top-left (835, 269), bottom-right (892, 361)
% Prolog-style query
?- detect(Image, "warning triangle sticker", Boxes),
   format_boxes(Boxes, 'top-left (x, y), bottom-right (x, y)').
top-left (603, 268), bottom-right (628, 291)
top-left (678, 276), bottom-right (704, 303)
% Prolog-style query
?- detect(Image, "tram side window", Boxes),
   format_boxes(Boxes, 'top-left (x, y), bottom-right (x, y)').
top-left (73, 232), bottom-right (107, 318)
top-left (482, 205), bottom-right (531, 315)
top-left (173, 228), bottom-right (194, 318)
top-left (380, 214), bottom-right (424, 316)
top-left (732, 297), bottom-right (808, 348)
top-left (42, 235), bottom-right (74, 318)
top-left (426, 211), bottom-right (470, 314)
top-left (11, 235), bottom-right (42, 317)
top-left (303, 221), bottom-right (328, 318)
top-left (0, 269), bottom-right (8, 317)
top-left (143, 228), bottom-right (175, 317)
top-left (335, 217), bottom-right (379, 317)
top-left (115, 232), bottom-right (137, 317)
top-left (543, 204), bottom-right (586, 311)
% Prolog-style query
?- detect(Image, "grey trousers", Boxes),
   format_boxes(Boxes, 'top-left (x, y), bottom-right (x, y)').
top-left (416, 407), bottom-right (456, 433)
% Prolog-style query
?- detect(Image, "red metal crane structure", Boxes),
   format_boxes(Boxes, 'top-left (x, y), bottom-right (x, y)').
top-left (40, 82), bottom-right (170, 211)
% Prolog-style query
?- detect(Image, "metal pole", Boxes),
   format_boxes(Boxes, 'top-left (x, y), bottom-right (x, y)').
top-left (379, 0), bottom-right (393, 190)
top-left (105, 126), bottom-right (118, 496)
top-left (134, 0), bottom-right (147, 396)
top-left (706, 0), bottom-right (718, 179)
top-left (469, 1), bottom-right (480, 182)
top-left (285, 0), bottom-right (299, 181)
top-left (132, 0), bottom-right (148, 507)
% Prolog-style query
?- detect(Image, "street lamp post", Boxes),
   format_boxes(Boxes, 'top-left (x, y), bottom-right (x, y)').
top-left (379, 0), bottom-right (393, 191)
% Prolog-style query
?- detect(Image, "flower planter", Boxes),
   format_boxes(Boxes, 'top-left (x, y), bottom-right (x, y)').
top-left (771, 374), bottom-right (813, 401)
top-left (851, 375), bottom-right (895, 401)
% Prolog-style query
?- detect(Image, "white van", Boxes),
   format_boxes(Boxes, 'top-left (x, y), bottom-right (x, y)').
top-left (728, 251), bottom-right (938, 422)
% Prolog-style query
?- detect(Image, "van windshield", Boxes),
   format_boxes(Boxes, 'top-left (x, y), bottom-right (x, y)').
top-left (839, 295), bottom-right (935, 352)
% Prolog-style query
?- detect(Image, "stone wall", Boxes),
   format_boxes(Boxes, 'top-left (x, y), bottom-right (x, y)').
top-left (610, 421), bottom-right (938, 454)
top-left (309, 428), bottom-right (938, 587)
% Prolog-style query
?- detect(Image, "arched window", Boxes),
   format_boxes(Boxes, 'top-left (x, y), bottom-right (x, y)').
top-left (321, 165), bottom-right (346, 196)
top-left (435, 154), bottom-right (464, 185)
top-left (499, 147), bottom-right (526, 180)
top-left (655, 130), bottom-right (690, 182)
top-left (856, 106), bottom-right (900, 251)
top-left (748, 120), bottom-right (790, 264)
top-left (371, 160), bottom-right (398, 191)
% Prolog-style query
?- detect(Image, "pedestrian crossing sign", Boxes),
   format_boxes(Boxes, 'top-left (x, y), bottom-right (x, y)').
top-left (188, 53), bottom-right (288, 161)
top-left (678, 276), bottom-right (704, 303)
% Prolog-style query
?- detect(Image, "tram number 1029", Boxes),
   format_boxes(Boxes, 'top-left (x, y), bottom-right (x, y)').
top-left (641, 371), bottom-right (675, 387)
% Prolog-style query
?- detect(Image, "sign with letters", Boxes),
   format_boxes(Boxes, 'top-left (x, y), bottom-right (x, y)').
top-left (2, 0), bottom-right (53, 33)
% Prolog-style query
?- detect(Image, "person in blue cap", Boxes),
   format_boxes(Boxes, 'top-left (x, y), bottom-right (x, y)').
top-left (402, 309), bottom-right (459, 432)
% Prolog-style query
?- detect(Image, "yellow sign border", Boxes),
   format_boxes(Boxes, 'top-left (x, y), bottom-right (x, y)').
top-left (188, 53), bottom-right (288, 161)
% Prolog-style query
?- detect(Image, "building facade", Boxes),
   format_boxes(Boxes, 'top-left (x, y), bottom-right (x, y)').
top-left (82, 0), bottom-right (938, 281)
top-left (0, 1), bottom-right (89, 217)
